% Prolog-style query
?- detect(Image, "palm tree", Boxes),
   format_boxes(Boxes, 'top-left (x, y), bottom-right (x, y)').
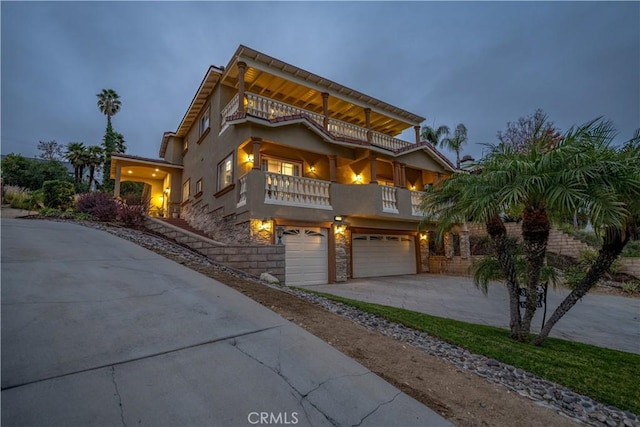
top-left (441, 123), bottom-right (468, 169)
top-left (96, 89), bottom-right (121, 127)
top-left (65, 142), bottom-right (88, 184)
top-left (421, 118), bottom-right (639, 344)
top-left (85, 146), bottom-right (104, 190)
top-left (421, 125), bottom-right (450, 146)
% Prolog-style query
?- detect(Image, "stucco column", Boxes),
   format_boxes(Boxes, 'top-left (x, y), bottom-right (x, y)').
top-left (328, 155), bottom-right (337, 183)
top-left (400, 163), bottom-right (407, 188)
top-left (392, 161), bottom-right (400, 187)
top-left (322, 92), bottom-right (329, 130)
top-left (114, 163), bottom-right (121, 198)
top-left (364, 108), bottom-right (372, 143)
top-left (414, 125), bottom-right (421, 143)
top-left (251, 137), bottom-right (262, 170)
top-left (369, 152), bottom-right (377, 184)
top-left (237, 61), bottom-right (247, 113)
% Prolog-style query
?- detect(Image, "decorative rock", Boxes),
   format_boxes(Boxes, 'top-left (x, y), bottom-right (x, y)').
top-left (260, 272), bottom-right (280, 284)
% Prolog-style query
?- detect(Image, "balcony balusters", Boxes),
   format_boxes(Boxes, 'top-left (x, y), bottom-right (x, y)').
top-left (381, 185), bottom-right (399, 214)
top-left (411, 190), bottom-right (425, 216)
top-left (264, 172), bottom-right (332, 210)
top-left (237, 174), bottom-right (248, 207)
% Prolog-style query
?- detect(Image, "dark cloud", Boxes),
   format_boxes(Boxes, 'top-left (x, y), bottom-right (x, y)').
top-left (2, 2), bottom-right (638, 163)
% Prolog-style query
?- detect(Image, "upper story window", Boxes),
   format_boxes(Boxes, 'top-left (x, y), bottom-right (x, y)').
top-left (199, 107), bottom-right (210, 136)
top-left (182, 138), bottom-right (189, 153)
top-left (182, 179), bottom-right (190, 202)
top-left (218, 154), bottom-right (234, 190)
top-left (195, 178), bottom-right (203, 196)
top-left (262, 158), bottom-right (301, 177)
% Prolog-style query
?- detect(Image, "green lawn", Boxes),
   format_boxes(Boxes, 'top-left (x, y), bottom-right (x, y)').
top-left (300, 290), bottom-right (640, 414)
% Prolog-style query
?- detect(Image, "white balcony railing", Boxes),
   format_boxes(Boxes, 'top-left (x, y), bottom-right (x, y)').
top-left (381, 185), bottom-right (399, 214)
top-left (327, 118), bottom-right (368, 141)
top-left (219, 92), bottom-right (417, 152)
top-left (264, 172), bottom-right (332, 210)
top-left (237, 173), bottom-right (248, 207)
top-left (411, 190), bottom-right (425, 216)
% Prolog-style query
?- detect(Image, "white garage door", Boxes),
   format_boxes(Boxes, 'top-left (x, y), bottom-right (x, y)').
top-left (283, 227), bottom-right (328, 286)
top-left (352, 234), bottom-right (416, 278)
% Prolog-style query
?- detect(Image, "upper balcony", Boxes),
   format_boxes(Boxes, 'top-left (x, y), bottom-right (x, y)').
top-left (221, 92), bottom-right (424, 154)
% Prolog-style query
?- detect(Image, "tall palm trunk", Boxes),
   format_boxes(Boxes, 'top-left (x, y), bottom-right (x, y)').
top-left (533, 229), bottom-right (629, 345)
top-left (519, 207), bottom-right (550, 341)
top-left (486, 215), bottom-right (522, 338)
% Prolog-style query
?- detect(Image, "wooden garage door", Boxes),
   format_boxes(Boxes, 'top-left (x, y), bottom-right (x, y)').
top-left (283, 227), bottom-right (328, 286)
top-left (352, 234), bottom-right (416, 278)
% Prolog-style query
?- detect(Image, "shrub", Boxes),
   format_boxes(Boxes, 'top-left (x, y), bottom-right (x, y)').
top-left (117, 202), bottom-right (148, 227)
top-left (3, 185), bottom-right (30, 209)
top-left (621, 240), bottom-right (640, 258)
top-left (578, 248), bottom-right (622, 273)
top-left (42, 180), bottom-right (75, 210)
top-left (621, 281), bottom-right (640, 294)
top-left (75, 192), bottom-right (118, 222)
top-left (39, 207), bottom-right (62, 217)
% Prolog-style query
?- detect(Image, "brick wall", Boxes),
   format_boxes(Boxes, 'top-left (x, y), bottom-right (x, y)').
top-left (620, 258), bottom-right (640, 279)
top-left (145, 218), bottom-right (285, 281)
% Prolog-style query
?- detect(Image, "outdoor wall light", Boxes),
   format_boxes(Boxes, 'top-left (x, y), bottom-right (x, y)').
top-left (127, 170), bottom-right (133, 174)
top-left (420, 232), bottom-right (428, 241)
top-left (334, 225), bottom-right (346, 235)
top-left (354, 174), bottom-right (363, 183)
top-left (333, 215), bottom-right (343, 222)
top-left (276, 226), bottom-right (284, 245)
top-left (247, 154), bottom-right (254, 163)
top-left (309, 166), bottom-right (316, 173)
top-left (164, 188), bottom-right (170, 194)
top-left (259, 219), bottom-right (270, 231)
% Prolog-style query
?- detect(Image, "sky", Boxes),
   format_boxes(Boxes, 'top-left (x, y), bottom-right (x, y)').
top-left (2, 1), bottom-right (639, 164)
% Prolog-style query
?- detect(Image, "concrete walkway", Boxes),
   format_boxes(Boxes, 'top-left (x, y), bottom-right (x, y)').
top-left (1, 219), bottom-right (451, 426)
top-left (305, 275), bottom-right (640, 354)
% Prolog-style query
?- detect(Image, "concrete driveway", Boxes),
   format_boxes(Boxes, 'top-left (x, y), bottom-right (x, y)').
top-left (305, 274), bottom-right (640, 354)
top-left (1, 219), bottom-right (450, 427)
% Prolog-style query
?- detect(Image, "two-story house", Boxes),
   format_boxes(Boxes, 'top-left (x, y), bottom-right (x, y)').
top-left (111, 45), bottom-right (456, 286)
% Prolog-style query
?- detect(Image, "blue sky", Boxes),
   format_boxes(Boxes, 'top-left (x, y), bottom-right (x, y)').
top-left (2, 1), bottom-right (638, 163)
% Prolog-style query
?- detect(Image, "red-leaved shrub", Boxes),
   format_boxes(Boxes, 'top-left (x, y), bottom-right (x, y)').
top-left (75, 192), bottom-right (118, 222)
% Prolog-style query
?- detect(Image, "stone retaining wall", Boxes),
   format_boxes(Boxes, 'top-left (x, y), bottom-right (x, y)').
top-left (145, 218), bottom-right (285, 281)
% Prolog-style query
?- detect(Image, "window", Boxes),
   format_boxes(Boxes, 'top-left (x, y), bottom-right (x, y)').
top-left (199, 107), bottom-right (210, 135)
top-left (182, 179), bottom-right (190, 202)
top-left (182, 138), bottom-right (189, 153)
top-left (261, 158), bottom-right (301, 176)
top-left (195, 179), bottom-right (203, 197)
top-left (217, 154), bottom-right (234, 190)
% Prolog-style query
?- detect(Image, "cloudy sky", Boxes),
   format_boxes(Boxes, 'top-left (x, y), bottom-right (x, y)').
top-left (2, 2), bottom-right (638, 164)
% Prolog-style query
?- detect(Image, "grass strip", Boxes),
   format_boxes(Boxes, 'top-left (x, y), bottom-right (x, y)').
top-left (302, 289), bottom-right (640, 414)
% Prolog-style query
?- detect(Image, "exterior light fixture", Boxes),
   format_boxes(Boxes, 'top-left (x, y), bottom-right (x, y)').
top-left (276, 226), bottom-right (284, 245)
top-left (354, 174), bottom-right (363, 183)
top-left (247, 154), bottom-right (254, 163)
top-left (164, 188), bottom-right (170, 194)
top-left (334, 215), bottom-right (343, 222)
top-left (309, 166), bottom-right (316, 173)
top-left (152, 173), bottom-right (156, 177)
top-left (127, 170), bottom-right (133, 174)
top-left (259, 219), bottom-right (270, 231)
top-left (155, 168), bottom-right (160, 172)
top-left (420, 232), bottom-right (428, 241)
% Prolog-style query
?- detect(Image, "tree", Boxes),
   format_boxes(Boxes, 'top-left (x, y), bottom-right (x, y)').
top-left (85, 146), bottom-right (104, 190)
top-left (65, 142), bottom-right (88, 184)
top-left (441, 124), bottom-right (468, 169)
top-left (37, 140), bottom-right (64, 161)
top-left (421, 124), bottom-right (450, 146)
top-left (96, 88), bottom-right (121, 127)
top-left (96, 88), bottom-right (123, 193)
top-left (497, 109), bottom-right (561, 152)
top-left (0, 154), bottom-right (71, 190)
top-left (421, 113), bottom-right (639, 344)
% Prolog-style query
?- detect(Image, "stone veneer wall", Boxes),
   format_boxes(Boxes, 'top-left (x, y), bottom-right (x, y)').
top-left (335, 231), bottom-right (350, 282)
top-left (620, 258), bottom-right (640, 279)
top-left (145, 218), bottom-right (285, 281)
top-left (181, 202), bottom-right (269, 245)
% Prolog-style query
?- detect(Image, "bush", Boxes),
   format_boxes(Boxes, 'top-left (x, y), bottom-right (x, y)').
top-left (621, 281), bottom-right (640, 294)
top-left (3, 185), bottom-right (30, 208)
top-left (39, 207), bottom-right (63, 217)
top-left (621, 240), bottom-right (640, 258)
top-left (578, 248), bottom-right (622, 273)
top-left (42, 180), bottom-right (75, 210)
top-left (117, 202), bottom-right (148, 227)
top-left (75, 192), bottom-right (118, 222)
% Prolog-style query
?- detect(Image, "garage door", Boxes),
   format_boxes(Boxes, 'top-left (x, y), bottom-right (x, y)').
top-left (352, 234), bottom-right (416, 278)
top-left (283, 227), bottom-right (328, 286)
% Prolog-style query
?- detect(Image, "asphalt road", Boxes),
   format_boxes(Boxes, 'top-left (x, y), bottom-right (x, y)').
top-left (1, 219), bottom-right (451, 426)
